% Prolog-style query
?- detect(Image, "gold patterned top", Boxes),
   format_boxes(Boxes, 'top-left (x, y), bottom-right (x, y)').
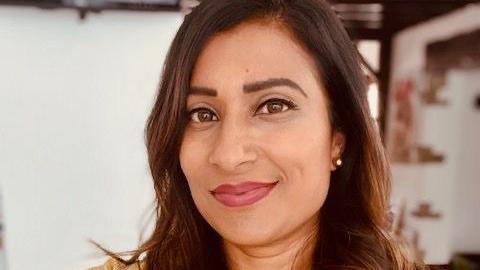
top-left (88, 257), bottom-right (145, 270)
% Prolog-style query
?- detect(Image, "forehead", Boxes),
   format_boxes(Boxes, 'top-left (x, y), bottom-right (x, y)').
top-left (190, 20), bottom-right (322, 93)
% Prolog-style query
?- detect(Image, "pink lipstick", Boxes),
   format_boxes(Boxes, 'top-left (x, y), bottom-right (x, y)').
top-left (211, 181), bottom-right (278, 207)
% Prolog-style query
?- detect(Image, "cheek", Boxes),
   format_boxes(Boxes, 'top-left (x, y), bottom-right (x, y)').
top-left (263, 108), bottom-right (332, 174)
top-left (179, 138), bottom-right (203, 196)
top-left (287, 143), bottom-right (332, 210)
top-left (179, 130), bottom-right (214, 178)
top-left (179, 137), bottom-right (214, 215)
top-left (269, 124), bottom-right (332, 202)
top-left (179, 139), bottom-right (196, 182)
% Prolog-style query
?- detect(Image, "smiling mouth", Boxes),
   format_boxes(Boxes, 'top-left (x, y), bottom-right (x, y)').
top-left (211, 181), bottom-right (278, 207)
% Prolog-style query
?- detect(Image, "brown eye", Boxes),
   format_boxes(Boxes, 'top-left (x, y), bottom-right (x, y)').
top-left (188, 108), bottom-right (218, 123)
top-left (257, 98), bottom-right (297, 115)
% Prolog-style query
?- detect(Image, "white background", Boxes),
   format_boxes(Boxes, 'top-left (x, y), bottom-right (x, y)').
top-left (0, 6), bottom-right (182, 270)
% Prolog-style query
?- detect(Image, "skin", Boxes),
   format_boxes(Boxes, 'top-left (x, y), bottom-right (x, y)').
top-left (179, 20), bottom-right (345, 270)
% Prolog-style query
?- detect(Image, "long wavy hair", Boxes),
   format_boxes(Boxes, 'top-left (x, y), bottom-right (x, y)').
top-left (94, 0), bottom-right (424, 269)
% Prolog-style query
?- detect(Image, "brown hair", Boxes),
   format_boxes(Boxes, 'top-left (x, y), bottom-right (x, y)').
top-left (93, 0), bottom-right (424, 269)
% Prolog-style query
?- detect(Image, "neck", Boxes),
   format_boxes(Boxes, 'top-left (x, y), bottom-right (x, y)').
top-left (223, 215), bottom-right (319, 270)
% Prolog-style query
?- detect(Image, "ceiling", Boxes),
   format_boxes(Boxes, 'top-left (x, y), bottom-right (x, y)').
top-left (330, 0), bottom-right (478, 40)
top-left (0, 0), bottom-right (181, 16)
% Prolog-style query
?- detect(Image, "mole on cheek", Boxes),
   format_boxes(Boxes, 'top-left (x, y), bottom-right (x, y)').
top-left (245, 68), bottom-right (249, 73)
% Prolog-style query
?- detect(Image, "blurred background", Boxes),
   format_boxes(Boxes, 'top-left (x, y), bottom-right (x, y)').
top-left (0, 0), bottom-right (478, 269)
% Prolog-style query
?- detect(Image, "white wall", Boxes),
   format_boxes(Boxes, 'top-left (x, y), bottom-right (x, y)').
top-left (386, 3), bottom-right (480, 264)
top-left (449, 69), bottom-right (480, 253)
top-left (0, 7), bottom-right (183, 270)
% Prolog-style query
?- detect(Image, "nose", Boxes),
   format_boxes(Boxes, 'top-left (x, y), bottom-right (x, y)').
top-left (207, 117), bottom-right (258, 173)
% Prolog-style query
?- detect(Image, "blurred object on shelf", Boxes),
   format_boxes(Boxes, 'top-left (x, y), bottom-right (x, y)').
top-left (416, 145), bottom-right (445, 163)
top-left (389, 79), bottom-right (416, 162)
top-left (411, 202), bottom-right (442, 219)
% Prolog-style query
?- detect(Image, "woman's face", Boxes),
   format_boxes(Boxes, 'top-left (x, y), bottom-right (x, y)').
top-left (179, 20), bottom-right (344, 247)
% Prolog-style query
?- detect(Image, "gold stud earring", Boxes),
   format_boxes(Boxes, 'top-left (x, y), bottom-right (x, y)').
top-left (334, 157), bottom-right (343, 167)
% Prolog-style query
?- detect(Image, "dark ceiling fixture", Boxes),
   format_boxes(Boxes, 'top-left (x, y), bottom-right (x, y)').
top-left (331, 0), bottom-right (478, 39)
top-left (0, 0), bottom-right (181, 19)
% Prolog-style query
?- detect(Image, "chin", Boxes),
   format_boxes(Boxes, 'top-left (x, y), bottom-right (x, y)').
top-left (219, 226), bottom-right (279, 247)
top-left (206, 211), bottom-right (283, 247)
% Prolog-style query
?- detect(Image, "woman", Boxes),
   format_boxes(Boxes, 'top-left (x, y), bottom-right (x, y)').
top-left (90, 0), bottom-right (424, 269)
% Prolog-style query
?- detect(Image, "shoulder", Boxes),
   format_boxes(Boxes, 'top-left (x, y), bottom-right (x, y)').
top-left (88, 257), bottom-right (146, 270)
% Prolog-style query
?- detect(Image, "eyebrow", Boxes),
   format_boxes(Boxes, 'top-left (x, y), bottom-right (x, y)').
top-left (188, 78), bottom-right (308, 98)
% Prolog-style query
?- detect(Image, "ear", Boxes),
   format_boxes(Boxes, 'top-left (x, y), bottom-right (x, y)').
top-left (330, 130), bottom-right (346, 171)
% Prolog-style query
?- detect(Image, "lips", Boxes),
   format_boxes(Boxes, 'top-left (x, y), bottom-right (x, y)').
top-left (211, 181), bottom-right (278, 207)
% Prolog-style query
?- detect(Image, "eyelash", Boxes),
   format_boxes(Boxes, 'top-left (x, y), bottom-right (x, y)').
top-left (187, 98), bottom-right (298, 123)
